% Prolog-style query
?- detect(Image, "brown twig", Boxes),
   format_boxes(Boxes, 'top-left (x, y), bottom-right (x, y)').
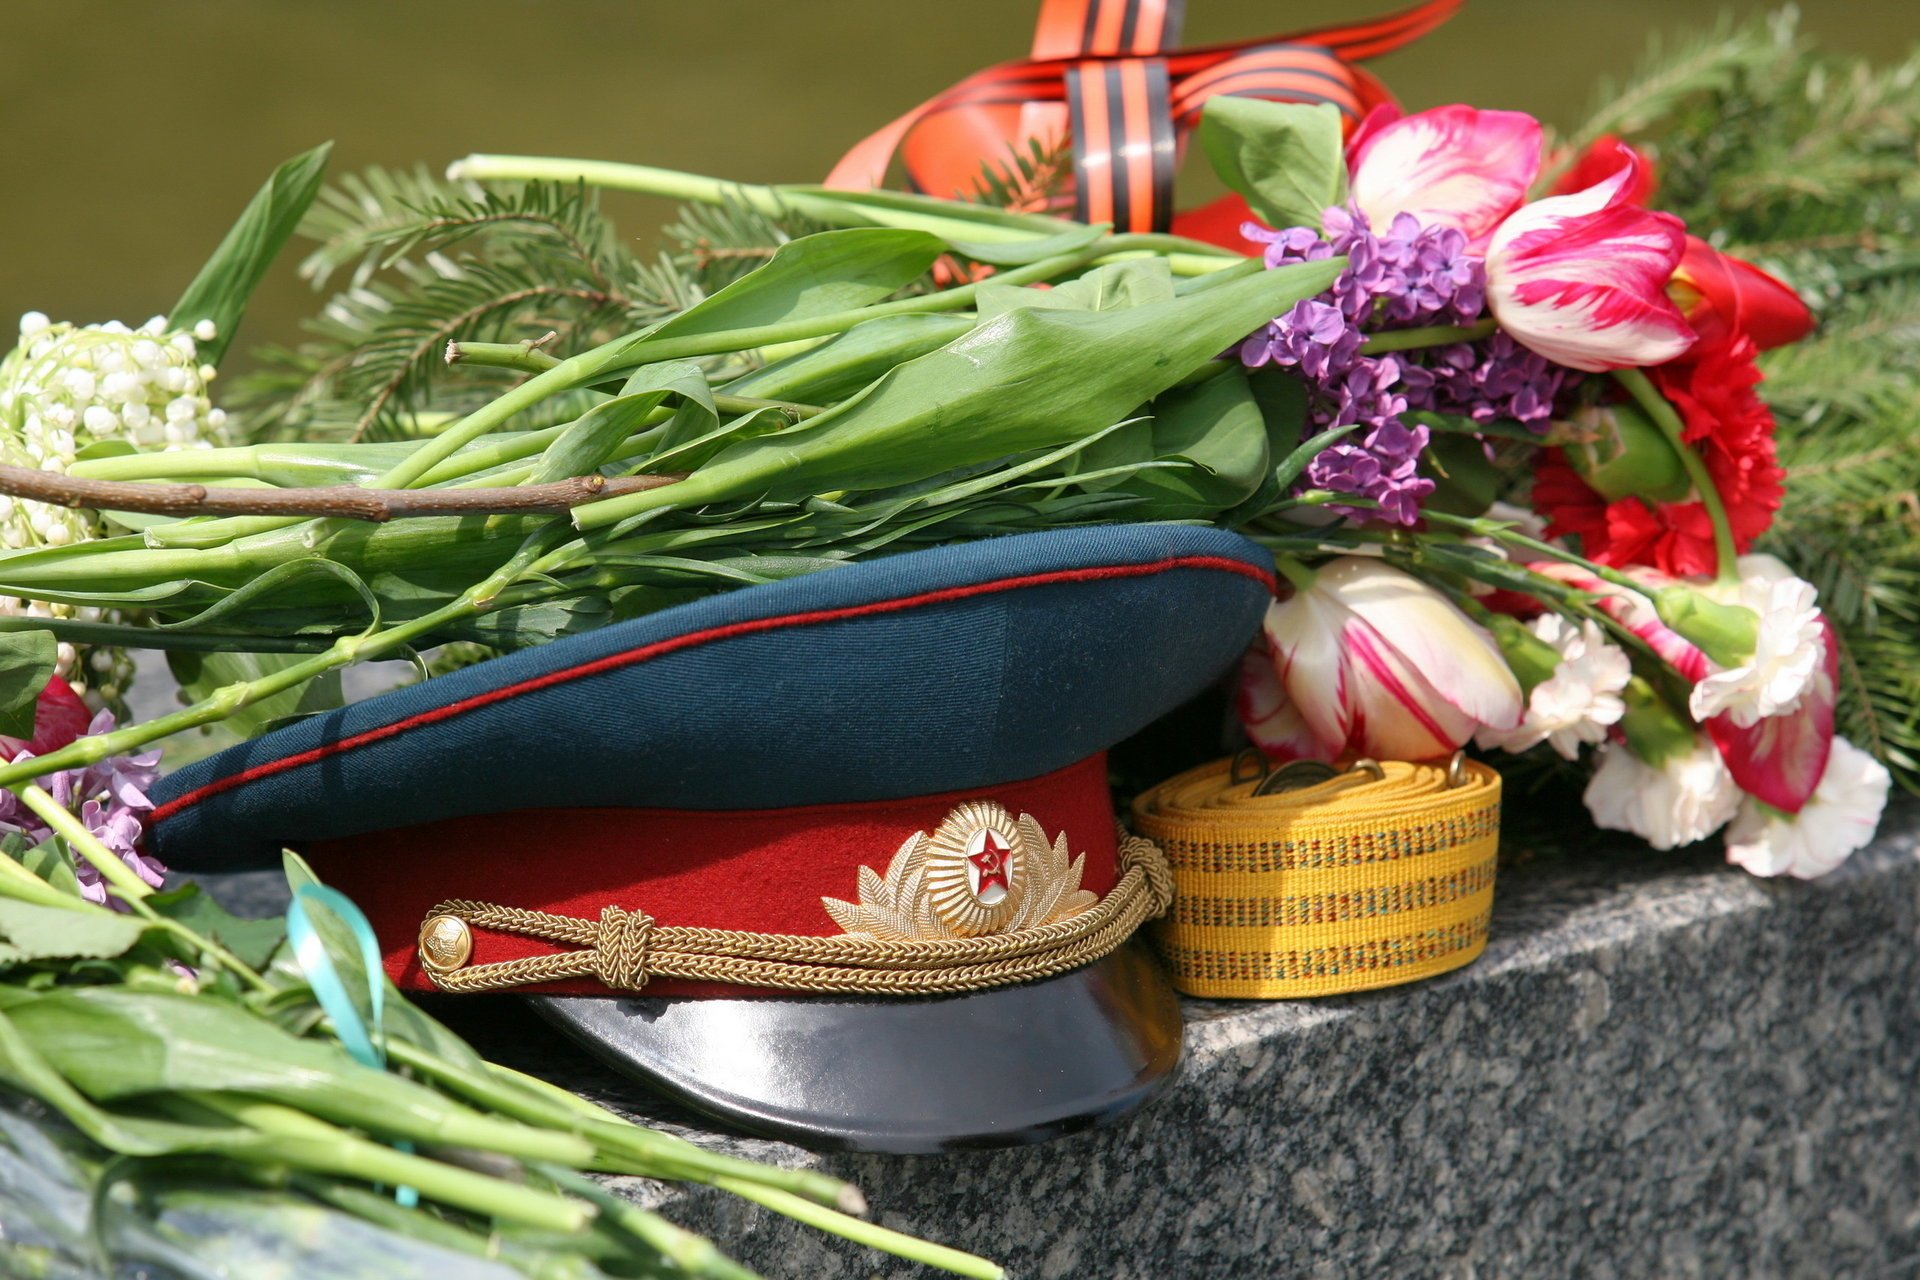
top-left (0, 465), bottom-right (686, 523)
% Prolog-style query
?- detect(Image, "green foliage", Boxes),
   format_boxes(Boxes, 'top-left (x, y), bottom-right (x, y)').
top-left (1565, 7), bottom-right (1920, 787)
top-left (968, 134), bottom-right (1076, 216)
top-left (172, 143), bottom-right (333, 366)
top-left (1197, 98), bottom-right (1347, 231)
top-left (233, 170), bottom-right (830, 444)
top-left (0, 631), bottom-right (55, 740)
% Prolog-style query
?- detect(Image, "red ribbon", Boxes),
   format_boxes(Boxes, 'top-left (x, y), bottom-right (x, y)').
top-left (826, 0), bottom-right (1463, 234)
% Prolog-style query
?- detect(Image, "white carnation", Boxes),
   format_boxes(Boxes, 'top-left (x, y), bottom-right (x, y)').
top-left (1476, 616), bottom-right (1630, 760)
top-left (1688, 556), bottom-right (1824, 728)
top-left (1583, 735), bottom-right (1740, 851)
top-left (1724, 738), bottom-right (1891, 880)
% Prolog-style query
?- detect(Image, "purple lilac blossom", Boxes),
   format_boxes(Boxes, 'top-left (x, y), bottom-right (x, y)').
top-left (1409, 331), bottom-right (1573, 430)
top-left (1238, 205), bottom-right (1561, 523)
top-left (0, 709), bottom-right (164, 905)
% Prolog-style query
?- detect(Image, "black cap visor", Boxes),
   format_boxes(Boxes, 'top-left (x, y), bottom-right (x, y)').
top-left (530, 941), bottom-right (1181, 1154)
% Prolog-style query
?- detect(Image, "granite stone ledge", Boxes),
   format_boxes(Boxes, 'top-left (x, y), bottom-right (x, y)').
top-left (198, 802), bottom-right (1920, 1279)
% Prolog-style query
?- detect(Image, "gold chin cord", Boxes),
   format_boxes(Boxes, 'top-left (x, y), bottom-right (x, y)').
top-left (416, 826), bottom-right (1173, 996)
top-left (1133, 753), bottom-right (1503, 999)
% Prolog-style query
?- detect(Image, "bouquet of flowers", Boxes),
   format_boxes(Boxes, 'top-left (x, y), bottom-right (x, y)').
top-left (0, 6), bottom-right (1911, 1270)
top-left (0, 13), bottom-right (1908, 886)
top-left (1181, 95), bottom-right (1893, 878)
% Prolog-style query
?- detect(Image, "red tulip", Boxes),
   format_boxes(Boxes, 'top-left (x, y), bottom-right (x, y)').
top-left (1669, 236), bottom-right (1814, 352)
top-left (1549, 135), bottom-right (1656, 204)
top-left (0, 675), bottom-right (91, 762)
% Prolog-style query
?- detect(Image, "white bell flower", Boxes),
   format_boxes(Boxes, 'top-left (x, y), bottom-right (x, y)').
top-left (0, 311), bottom-right (228, 702)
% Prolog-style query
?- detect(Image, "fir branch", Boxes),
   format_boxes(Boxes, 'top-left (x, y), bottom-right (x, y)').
top-left (969, 135), bottom-right (1076, 217)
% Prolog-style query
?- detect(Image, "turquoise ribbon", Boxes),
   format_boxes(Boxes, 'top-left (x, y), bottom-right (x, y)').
top-left (286, 884), bottom-right (419, 1208)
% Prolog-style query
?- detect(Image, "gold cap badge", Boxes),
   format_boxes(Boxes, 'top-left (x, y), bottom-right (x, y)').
top-left (418, 913), bottom-right (473, 973)
top-left (822, 801), bottom-right (1098, 941)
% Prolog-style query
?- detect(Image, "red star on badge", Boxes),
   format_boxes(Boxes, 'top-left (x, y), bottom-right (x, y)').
top-left (969, 832), bottom-right (1011, 896)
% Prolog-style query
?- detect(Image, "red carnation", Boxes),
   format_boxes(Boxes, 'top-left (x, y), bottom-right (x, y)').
top-left (1533, 333), bottom-right (1783, 577)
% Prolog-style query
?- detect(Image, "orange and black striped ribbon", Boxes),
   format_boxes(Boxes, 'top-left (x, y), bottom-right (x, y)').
top-left (827, 0), bottom-right (1461, 235)
top-left (1065, 57), bottom-right (1177, 231)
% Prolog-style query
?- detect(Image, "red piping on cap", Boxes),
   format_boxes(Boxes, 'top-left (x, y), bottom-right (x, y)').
top-left (153, 553), bottom-right (1273, 825)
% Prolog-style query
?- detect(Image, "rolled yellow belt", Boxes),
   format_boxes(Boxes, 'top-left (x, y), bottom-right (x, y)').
top-left (1132, 754), bottom-right (1501, 999)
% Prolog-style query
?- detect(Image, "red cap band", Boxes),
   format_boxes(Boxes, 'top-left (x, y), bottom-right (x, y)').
top-left (310, 753), bottom-right (1118, 998)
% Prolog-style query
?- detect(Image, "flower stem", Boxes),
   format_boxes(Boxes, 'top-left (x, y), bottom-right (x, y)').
top-left (712, 1177), bottom-right (1005, 1280)
top-left (447, 155), bottom-right (1239, 277)
top-left (10, 785), bottom-right (280, 991)
top-left (1359, 317), bottom-right (1497, 355)
top-left (373, 240), bottom-right (1119, 494)
top-left (184, 1094), bottom-right (592, 1232)
top-left (1270, 553), bottom-right (1317, 592)
top-left (1613, 367), bottom-right (1739, 583)
top-left (14, 784), bottom-right (153, 903)
top-left (0, 527), bottom-right (569, 792)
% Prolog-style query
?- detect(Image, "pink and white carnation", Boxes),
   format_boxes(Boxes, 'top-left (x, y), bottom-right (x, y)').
top-left (1583, 734), bottom-right (1741, 851)
top-left (1685, 556), bottom-right (1825, 728)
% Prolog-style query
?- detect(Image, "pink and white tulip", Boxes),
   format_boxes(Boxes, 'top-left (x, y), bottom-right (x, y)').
top-left (1346, 104), bottom-right (1543, 249)
top-left (1254, 557), bottom-right (1523, 761)
top-left (1485, 160), bottom-right (1695, 372)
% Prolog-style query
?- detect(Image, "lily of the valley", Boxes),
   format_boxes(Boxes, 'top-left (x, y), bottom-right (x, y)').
top-left (1256, 557), bottom-right (1523, 761)
top-left (1484, 160), bottom-right (1695, 372)
top-left (1345, 104), bottom-right (1542, 250)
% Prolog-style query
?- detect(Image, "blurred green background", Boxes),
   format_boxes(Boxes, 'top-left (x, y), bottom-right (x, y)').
top-left (3, 0), bottom-right (1916, 361)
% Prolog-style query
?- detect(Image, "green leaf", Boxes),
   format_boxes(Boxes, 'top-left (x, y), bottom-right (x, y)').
top-left (0, 631), bottom-right (56, 740)
top-left (1273, 423), bottom-right (1360, 492)
top-left (0, 897), bottom-right (145, 962)
top-left (977, 259), bottom-right (1176, 319)
top-left (15, 837), bottom-right (83, 900)
top-left (151, 558), bottom-right (381, 634)
top-left (946, 222), bottom-right (1107, 266)
top-left (1198, 98), bottom-right (1347, 231)
top-left (722, 313), bottom-right (974, 405)
top-left (171, 143), bottom-right (333, 365)
top-left (5, 987), bottom-right (573, 1160)
top-left (576, 255), bottom-right (1347, 528)
top-left (633, 228), bottom-right (945, 353)
top-left (167, 652), bottom-right (343, 741)
top-left (639, 404), bottom-right (792, 476)
top-left (147, 883), bottom-right (285, 971)
top-left (1118, 369), bottom-right (1272, 517)
top-left (531, 360), bottom-right (712, 483)
top-left (778, 183), bottom-right (1080, 235)
top-left (1421, 431), bottom-right (1501, 517)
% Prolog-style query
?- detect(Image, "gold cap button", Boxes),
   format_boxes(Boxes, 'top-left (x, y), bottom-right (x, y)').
top-left (418, 914), bottom-right (472, 973)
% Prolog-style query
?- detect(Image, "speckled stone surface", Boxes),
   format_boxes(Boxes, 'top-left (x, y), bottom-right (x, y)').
top-left (199, 803), bottom-right (1920, 1279)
